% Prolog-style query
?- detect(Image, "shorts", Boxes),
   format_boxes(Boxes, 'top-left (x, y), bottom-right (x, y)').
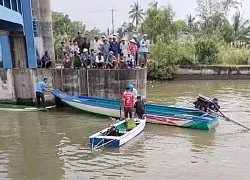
top-left (124, 107), bottom-right (133, 118)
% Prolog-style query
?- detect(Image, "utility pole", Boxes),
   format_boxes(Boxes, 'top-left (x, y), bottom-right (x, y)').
top-left (110, 7), bottom-right (115, 34)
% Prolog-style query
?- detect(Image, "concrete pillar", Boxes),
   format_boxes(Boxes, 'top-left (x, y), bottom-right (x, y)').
top-left (31, 0), bottom-right (55, 65)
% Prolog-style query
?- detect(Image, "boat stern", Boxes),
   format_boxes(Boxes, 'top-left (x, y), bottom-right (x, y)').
top-left (89, 137), bottom-right (120, 148)
top-left (183, 117), bottom-right (219, 130)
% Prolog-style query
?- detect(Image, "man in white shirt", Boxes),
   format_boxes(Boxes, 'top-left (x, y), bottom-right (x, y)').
top-left (128, 84), bottom-right (138, 100)
top-left (93, 35), bottom-right (103, 54)
top-left (139, 34), bottom-right (150, 67)
top-left (120, 37), bottom-right (129, 57)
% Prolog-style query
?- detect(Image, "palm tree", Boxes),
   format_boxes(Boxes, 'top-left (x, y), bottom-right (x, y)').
top-left (232, 11), bottom-right (250, 41)
top-left (129, 1), bottom-right (145, 29)
top-left (187, 14), bottom-right (196, 29)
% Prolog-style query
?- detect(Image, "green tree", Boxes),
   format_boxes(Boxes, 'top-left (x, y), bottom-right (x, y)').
top-left (52, 11), bottom-right (103, 61)
top-left (195, 0), bottom-right (242, 35)
top-left (52, 12), bottom-right (86, 42)
top-left (219, 24), bottom-right (235, 43)
top-left (129, 1), bottom-right (145, 29)
top-left (141, 5), bottom-right (180, 43)
top-left (195, 36), bottom-right (219, 64)
top-left (232, 11), bottom-right (250, 41)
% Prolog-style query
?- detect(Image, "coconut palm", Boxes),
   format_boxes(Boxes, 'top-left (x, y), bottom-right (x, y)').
top-left (187, 14), bottom-right (196, 29)
top-left (129, 1), bottom-right (145, 29)
top-left (232, 11), bottom-right (250, 41)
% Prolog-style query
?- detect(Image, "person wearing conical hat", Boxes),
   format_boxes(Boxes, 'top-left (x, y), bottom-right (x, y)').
top-left (129, 39), bottom-right (138, 58)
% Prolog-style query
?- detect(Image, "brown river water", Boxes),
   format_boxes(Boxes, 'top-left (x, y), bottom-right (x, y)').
top-left (0, 80), bottom-right (250, 180)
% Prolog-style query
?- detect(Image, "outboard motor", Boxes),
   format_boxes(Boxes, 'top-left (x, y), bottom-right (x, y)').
top-left (193, 95), bottom-right (220, 112)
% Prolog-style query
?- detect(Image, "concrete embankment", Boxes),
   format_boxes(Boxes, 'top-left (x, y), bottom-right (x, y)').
top-left (175, 65), bottom-right (250, 80)
top-left (0, 68), bottom-right (147, 105)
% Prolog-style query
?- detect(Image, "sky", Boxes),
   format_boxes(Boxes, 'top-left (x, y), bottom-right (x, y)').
top-left (51, 0), bottom-right (250, 31)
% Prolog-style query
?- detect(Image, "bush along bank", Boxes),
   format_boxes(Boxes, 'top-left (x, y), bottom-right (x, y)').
top-left (147, 35), bottom-right (250, 80)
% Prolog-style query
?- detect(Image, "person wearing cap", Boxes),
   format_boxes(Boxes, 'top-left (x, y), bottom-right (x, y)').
top-left (120, 37), bottom-right (129, 57)
top-left (72, 51), bottom-right (81, 69)
top-left (93, 35), bottom-right (103, 54)
top-left (74, 31), bottom-right (85, 53)
top-left (106, 51), bottom-right (117, 68)
top-left (101, 38), bottom-right (110, 62)
top-left (128, 84), bottom-right (138, 101)
top-left (35, 78), bottom-right (52, 109)
top-left (109, 36), bottom-right (120, 59)
top-left (139, 34), bottom-right (150, 67)
top-left (133, 34), bottom-right (140, 66)
top-left (81, 48), bottom-right (92, 68)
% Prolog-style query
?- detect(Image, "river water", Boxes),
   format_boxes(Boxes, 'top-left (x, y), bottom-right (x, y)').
top-left (0, 80), bottom-right (249, 180)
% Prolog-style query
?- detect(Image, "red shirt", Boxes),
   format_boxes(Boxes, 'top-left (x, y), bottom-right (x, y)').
top-left (122, 93), bottom-right (134, 108)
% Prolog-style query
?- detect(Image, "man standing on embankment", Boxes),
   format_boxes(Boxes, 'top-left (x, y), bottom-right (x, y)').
top-left (36, 78), bottom-right (52, 108)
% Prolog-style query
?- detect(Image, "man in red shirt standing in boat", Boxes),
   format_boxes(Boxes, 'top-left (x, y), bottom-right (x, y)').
top-left (122, 86), bottom-right (135, 120)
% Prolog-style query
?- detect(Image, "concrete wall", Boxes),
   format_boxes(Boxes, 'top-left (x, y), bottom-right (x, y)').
top-left (0, 68), bottom-right (147, 104)
top-left (31, 0), bottom-right (55, 64)
top-left (87, 69), bottom-right (147, 99)
top-left (175, 65), bottom-right (250, 80)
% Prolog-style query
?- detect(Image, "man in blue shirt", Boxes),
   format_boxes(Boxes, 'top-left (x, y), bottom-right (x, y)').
top-left (133, 35), bottom-right (140, 66)
top-left (36, 78), bottom-right (51, 108)
top-left (109, 36), bottom-right (119, 59)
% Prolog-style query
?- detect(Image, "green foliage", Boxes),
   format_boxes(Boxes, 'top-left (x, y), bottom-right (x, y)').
top-left (195, 36), bottom-right (219, 64)
top-left (176, 43), bottom-right (195, 65)
top-left (141, 5), bottom-right (180, 43)
top-left (148, 35), bottom-right (195, 80)
top-left (52, 11), bottom-right (103, 61)
top-left (52, 12), bottom-right (86, 42)
top-left (219, 24), bottom-right (235, 43)
top-left (232, 11), bottom-right (250, 41)
top-left (218, 46), bottom-right (250, 65)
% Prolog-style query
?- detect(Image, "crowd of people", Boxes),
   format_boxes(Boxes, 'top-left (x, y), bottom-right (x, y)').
top-left (58, 31), bottom-right (150, 69)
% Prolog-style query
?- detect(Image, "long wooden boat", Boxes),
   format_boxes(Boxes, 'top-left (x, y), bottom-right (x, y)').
top-left (0, 104), bottom-right (56, 112)
top-left (51, 89), bottom-right (219, 130)
top-left (90, 117), bottom-right (146, 148)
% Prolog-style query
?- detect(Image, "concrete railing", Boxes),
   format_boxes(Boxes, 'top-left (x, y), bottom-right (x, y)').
top-left (175, 65), bottom-right (250, 80)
